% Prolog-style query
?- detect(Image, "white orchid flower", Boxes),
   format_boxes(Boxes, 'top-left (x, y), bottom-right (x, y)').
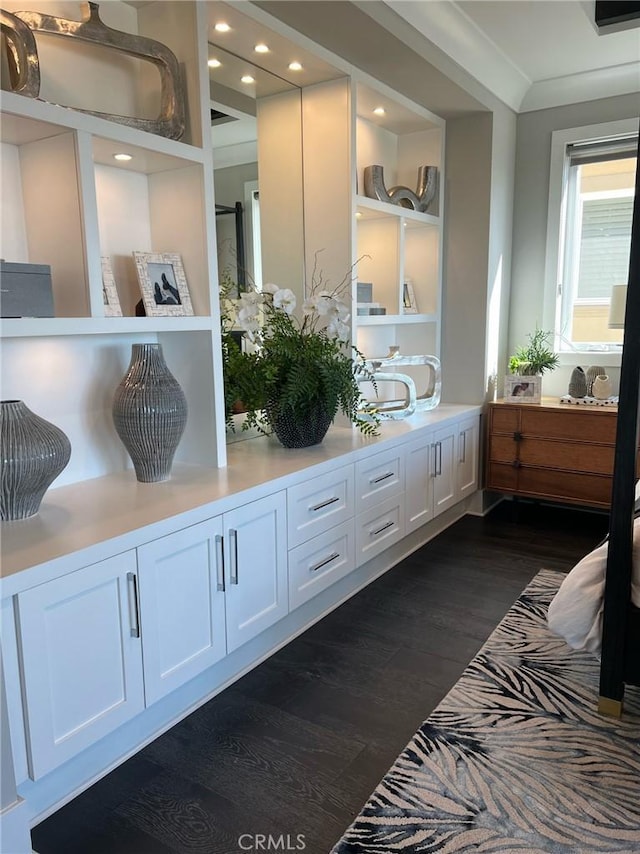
top-left (262, 282), bottom-right (279, 295)
top-left (273, 288), bottom-right (297, 314)
top-left (327, 317), bottom-right (350, 342)
top-left (314, 291), bottom-right (334, 316)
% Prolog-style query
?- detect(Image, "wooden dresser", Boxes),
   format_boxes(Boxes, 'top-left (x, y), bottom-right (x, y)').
top-left (485, 399), bottom-right (636, 510)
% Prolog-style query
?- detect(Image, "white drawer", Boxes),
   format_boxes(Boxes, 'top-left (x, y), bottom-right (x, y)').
top-left (287, 464), bottom-right (354, 548)
top-left (355, 494), bottom-right (405, 566)
top-left (355, 447), bottom-right (404, 513)
top-left (288, 521), bottom-right (355, 610)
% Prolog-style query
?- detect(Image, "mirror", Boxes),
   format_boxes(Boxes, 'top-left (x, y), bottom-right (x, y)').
top-left (209, 43), bottom-right (305, 304)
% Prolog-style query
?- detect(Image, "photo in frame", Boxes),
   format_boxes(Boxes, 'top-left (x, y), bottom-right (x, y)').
top-left (402, 281), bottom-right (418, 314)
top-left (504, 374), bottom-right (542, 404)
top-left (100, 256), bottom-right (122, 317)
top-left (133, 251), bottom-right (194, 317)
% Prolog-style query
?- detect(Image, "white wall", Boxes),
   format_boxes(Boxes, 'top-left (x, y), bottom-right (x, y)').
top-left (509, 93), bottom-right (640, 398)
top-left (442, 103), bottom-right (516, 407)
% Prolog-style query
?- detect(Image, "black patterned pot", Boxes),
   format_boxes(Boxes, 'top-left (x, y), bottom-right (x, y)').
top-left (266, 400), bottom-right (334, 449)
top-left (112, 343), bottom-right (187, 482)
top-left (0, 400), bottom-right (71, 520)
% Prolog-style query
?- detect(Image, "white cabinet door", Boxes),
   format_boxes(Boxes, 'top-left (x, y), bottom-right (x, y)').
top-left (432, 423), bottom-right (458, 517)
top-left (404, 433), bottom-right (435, 534)
top-left (17, 552), bottom-right (144, 779)
top-left (457, 416), bottom-right (479, 499)
top-left (137, 518), bottom-right (227, 706)
top-left (223, 492), bottom-right (288, 653)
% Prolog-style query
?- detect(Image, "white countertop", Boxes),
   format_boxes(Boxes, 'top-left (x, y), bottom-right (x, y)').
top-left (0, 404), bottom-right (480, 589)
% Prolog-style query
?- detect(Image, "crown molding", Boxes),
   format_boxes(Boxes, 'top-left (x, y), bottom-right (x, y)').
top-left (385, 0), bottom-right (640, 114)
top-left (384, 0), bottom-right (530, 111)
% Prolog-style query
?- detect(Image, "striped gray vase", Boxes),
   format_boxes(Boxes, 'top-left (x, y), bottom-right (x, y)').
top-left (112, 343), bottom-right (187, 483)
top-left (0, 400), bottom-right (71, 520)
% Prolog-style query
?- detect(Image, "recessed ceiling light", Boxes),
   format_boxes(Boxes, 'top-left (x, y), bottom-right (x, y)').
top-left (288, 61), bottom-right (303, 71)
top-left (241, 75), bottom-right (255, 84)
top-left (208, 58), bottom-right (221, 68)
top-left (355, 211), bottom-right (362, 218)
top-left (254, 43), bottom-right (269, 53)
top-left (373, 106), bottom-right (386, 116)
top-left (214, 22), bottom-right (230, 32)
top-left (113, 153), bottom-right (132, 161)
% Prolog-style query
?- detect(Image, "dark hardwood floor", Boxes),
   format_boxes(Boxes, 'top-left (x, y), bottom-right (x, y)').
top-left (31, 500), bottom-right (608, 854)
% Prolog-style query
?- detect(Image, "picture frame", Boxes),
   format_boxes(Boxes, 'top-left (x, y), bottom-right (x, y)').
top-left (133, 251), bottom-right (194, 317)
top-left (504, 375), bottom-right (542, 404)
top-left (100, 256), bottom-right (122, 317)
top-left (402, 281), bottom-right (418, 314)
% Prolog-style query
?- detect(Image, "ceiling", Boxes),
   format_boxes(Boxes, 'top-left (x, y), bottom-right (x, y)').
top-left (384, 1), bottom-right (640, 112)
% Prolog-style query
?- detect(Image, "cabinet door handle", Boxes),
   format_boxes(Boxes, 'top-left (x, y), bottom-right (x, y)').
top-left (437, 441), bottom-right (442, 476)
top-left (310, 496), bottom-right (340, 512)
top-left (126, 572), bottom-right (140, 638)
top-left (370, 520), bottom-right (394, 537)
top-left (370, 471), bottom-right (394, 484)
top-left (310, 552), bottom-right (340, 573)
top-left (215, 534), bottom-right (225, 592)
top-left (229, 528), bottom-right (239, 585)
top-left (431, 443), bottom-right (437, 478)
top-left (460, 431), bottom-right (466, 463)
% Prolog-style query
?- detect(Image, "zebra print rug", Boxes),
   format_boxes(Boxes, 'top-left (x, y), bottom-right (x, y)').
top-left (332, 569), bottom-right (640, 853)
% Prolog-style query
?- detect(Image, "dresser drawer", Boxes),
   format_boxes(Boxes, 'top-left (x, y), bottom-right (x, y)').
top-left (520, 408), bottom-right (615, 443)
top-left (355, 447), bottom-right (404, 514)
top-left (489, 435), bottom-right (517, 463)
top-left (517, 467), bottom-right (613, 508)
top-left (288, 464), bottom-right (354, 548)
top-left (288, 521), bottom-right (355, 610)
top-left (491, 406), bottom-right (519, 433)
top-left (519, 437), bottom-right (614, 475)
top-left (355, 495), bottom-right (404, 566)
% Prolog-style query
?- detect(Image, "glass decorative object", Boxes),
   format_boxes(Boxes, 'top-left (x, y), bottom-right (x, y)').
top-left (0, 400), bottom-right (71, 520)
top-left (112, 343), bottom-right (187, 483)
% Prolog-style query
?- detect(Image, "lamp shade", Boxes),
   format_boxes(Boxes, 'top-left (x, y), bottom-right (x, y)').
top-left (608, 284), bottom-right (628, 329)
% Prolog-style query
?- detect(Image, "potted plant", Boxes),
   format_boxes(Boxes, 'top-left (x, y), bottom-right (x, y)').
top-left (220, 261), bottom-right (379, 448)
top-left (508, 327), bottom-right (559, 377)
top-left (505, 327), bottom-right (558, 402)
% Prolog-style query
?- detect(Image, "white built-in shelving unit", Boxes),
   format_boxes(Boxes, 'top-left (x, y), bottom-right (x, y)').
top-left (0, 1), bottom-right (226, 488)
top-left (352, 81), bottom-right (445, 365)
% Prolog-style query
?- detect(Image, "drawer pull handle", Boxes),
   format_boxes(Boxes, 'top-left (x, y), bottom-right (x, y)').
top-left (370, 520), bottom-right (394, 537)
top-left (310, 496), bottom-right (340, 512)
top-left (512, 459), bottom-right (521, 468)
top-left (437, 441), bottom-right (442, 476)
top-left (310, 552), bottom-right (340, 573)
top-left (215, 534), bottom-right (225, 592)
top-left (513, 431), bottom-right (522, 442)
top-left (229, 528), bottom-right (239, 585)
top-left (126, 572), bottom-right (140, 639)
top-left (370, 471), bottom-right (394, 485)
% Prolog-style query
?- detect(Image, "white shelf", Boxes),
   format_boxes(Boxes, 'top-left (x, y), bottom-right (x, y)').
top-left (0, 317), bottom-right (215, 338)
top-left (356, 194), bottom-right (439, 225)
top-left (357, 313), bottom-right (437, 327)
top-left (0, 92), bottom-right (206, 165)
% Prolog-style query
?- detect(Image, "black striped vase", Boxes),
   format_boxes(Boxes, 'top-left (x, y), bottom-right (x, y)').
top-left (0, 400), bottom-right (71, 520)
top-left (112, 343), bottom-right (187, 483)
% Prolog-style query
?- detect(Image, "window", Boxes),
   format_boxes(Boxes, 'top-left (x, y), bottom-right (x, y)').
top-left (545, 120), bottom-right (637, 354)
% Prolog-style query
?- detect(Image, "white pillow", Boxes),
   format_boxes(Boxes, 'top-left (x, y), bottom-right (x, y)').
top-left (547, 518), bottom-right (640, 655)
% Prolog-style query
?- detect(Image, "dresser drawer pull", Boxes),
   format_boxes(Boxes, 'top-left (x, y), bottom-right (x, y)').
top-left (310, 552), bottom-right (340, 573)
top-left (126, 572), bottom-right (140, 639)
top-left (512, 459), bottom-right (521, 468)
top-left (370, 471), bottom-right (394, 485)
top-left (215, 534), bottom-right (225, 592)
top-left (309, 496), bottom-right (340, 512)
top-left (513, 431), bottom-right (522, 442)
top-left (229, 528), bottom-right (239, 584)
top-left (370, 520), bottom-right (394, 537)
